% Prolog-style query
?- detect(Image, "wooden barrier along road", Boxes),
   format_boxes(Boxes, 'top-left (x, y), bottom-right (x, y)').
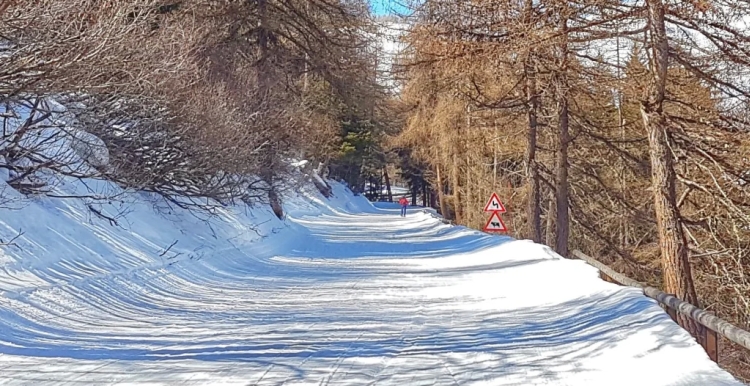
top-left (572, 250), bottom-right (750, 364)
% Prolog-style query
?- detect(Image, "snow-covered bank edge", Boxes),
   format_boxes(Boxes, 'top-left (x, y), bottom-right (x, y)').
top-left (0, 175), bottom-right (376, 294)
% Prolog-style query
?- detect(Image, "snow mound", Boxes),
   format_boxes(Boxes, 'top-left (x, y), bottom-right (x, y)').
top-left (0, 177), bottom-right (742, 385)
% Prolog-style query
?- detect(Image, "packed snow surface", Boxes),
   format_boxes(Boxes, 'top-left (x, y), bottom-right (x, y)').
top-left (0, 181), bottom-right (742, 385)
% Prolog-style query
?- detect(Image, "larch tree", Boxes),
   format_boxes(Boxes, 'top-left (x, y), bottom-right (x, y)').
top-left (397, 1), bottom-right (750, 376)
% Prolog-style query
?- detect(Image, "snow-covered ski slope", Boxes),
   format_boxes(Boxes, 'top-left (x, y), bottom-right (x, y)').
top-left (0, 180), bottom-right (742, 385)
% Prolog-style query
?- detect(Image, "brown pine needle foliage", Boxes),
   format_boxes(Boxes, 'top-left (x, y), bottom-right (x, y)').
top-left (398, 0), bottom-right (750, 379)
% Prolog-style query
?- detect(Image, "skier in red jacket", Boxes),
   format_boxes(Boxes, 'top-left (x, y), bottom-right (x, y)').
top-left (398, 196), bottom-right (409, 217)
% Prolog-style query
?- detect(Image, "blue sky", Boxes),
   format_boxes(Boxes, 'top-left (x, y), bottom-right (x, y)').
top-left (370, 0), bottom-right (411, 16)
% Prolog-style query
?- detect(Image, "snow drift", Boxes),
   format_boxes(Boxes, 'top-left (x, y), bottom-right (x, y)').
top-left (0, 176), bottom-right (743, 385)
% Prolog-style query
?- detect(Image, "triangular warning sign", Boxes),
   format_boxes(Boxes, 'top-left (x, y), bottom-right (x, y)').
top-left (483, 211), bottom-right (508, 232)
top-left (483, 192), bottom-right (507, 213)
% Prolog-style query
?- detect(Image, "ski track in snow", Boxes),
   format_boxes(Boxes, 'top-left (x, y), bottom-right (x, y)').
top-left (0, 182), bottom-right (743, 385)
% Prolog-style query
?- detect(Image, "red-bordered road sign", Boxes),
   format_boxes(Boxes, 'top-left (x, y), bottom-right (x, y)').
top-left (483, 192), bottom-right (507, 213)
top-left (483, 211), bottom-right (508, 232)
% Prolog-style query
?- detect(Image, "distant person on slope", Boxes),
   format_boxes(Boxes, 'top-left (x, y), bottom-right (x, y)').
top-left (398, 196), bottom-right (409, 217)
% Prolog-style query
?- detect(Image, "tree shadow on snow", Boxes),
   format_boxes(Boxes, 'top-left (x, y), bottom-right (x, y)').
top-left (0, 289), bottom-right (701, 386)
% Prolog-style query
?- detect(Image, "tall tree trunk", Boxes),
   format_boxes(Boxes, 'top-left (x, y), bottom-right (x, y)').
top-left (545, 192), bottom-right (555, 247)
top-left (524, 0), bottom-right (542, 243)
top-left (257, 0), bottom-right (283, 218)
top-left (643, 0), bottom-right (701, 336)
top-left (554, 12), bottom-right (570, 257)
top-left (383, 167), bottom-right (393, 202)
top-left (642, 111), bottom-right (698, 304)
top-left (410, 185), bottom-right (416, 206)
top-left (452, 152), bottom-right (463, 224)
top-left (493, 116), bottom-right (498, 189)
top-left (465, 105), bottom-right (473, 225)
top-left (436, 163), bottom-right (448, 217)
top-left (465, 154), bottom-right (471, 224)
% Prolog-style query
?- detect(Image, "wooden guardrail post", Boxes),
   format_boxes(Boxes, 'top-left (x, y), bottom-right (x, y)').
top-left (600, 271), bottom-right (618, 284)
top-left (662, 298), bottom-right (677, 323)
top-left (704, 328), bottom-right (719, 362)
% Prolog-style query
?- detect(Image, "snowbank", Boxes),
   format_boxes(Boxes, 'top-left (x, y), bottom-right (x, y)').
top-left (0, 177), bottom-right (366, 294)
top-left (0, 175), bottom-right (742, 385)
